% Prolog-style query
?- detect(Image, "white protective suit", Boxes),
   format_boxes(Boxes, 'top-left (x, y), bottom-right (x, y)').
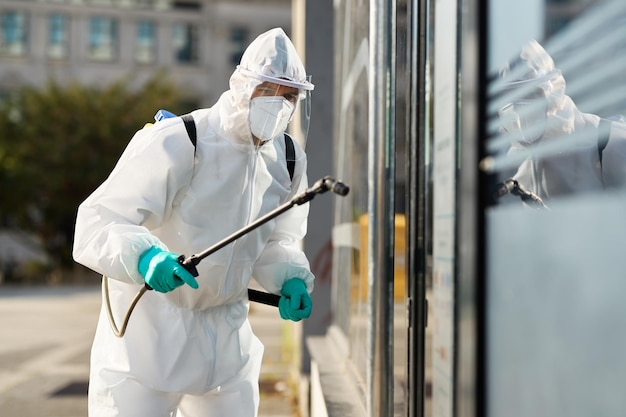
top-left (73, 28), bottom-right (315, 417)
top-left (500, 40), bottom-right (626, 202)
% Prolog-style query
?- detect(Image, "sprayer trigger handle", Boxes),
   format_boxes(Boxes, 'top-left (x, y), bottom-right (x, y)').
top-left (178, 254), bottom-right (199, 277)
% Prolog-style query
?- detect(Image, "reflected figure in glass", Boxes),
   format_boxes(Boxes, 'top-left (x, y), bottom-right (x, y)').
top-left (496, 40), bottom-right (626, 205)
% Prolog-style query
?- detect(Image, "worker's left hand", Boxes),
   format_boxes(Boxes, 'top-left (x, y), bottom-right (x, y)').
top-left (278, 278), bottom-right (312, 322)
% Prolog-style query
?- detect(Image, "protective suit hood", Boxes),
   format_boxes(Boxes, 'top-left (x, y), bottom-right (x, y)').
top-left (219, 28), bottom-right (314, 146)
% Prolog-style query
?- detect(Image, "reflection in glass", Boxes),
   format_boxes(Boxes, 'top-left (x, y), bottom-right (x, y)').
top-left (488, 2), bottom-right (626, 207)
top-left (485, 2), bottom-right (626, 416)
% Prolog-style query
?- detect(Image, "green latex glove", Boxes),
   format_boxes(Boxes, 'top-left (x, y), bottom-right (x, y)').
top-left (278, 278), bottom-right (312, 322)
top-left (138, 246), bottom-right (199, 293)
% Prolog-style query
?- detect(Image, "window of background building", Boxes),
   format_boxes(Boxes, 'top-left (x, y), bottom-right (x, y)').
top-left (0, 11), bottom-right (28, 57)
top-left (48, 13), bottom-right (68, 59)
top-left (131, 0), bottom-right (170, 9)
top-left (89, 16), bottom-right (117, 61)
top-left (173, 22), bottom-right (198, 64)
top-left (230, 27), bottom-right (248, 67)
top-left (173, 1), bottom-right (202, 10)
top-left (132, 0), bottom-right (157, 8)
top-left (135, 20), bottom-right (156, 64)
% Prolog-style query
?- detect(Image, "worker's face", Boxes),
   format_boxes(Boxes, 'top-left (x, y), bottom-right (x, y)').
top-left (251, 82), bottom-right (299, 105)
top-left (248, 82), bottom-right (298, 144)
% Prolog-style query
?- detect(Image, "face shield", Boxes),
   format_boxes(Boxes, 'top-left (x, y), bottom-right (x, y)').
top-left (238, 67), bottom-right (314, 149)
top-left (234, 27), bottom-right (314, 151)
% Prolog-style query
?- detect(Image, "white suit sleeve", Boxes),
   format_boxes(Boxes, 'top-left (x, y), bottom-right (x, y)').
top-left (252, 151), bottom-right (315, 295)
top-left (72, 121), bottom-right (195, 284)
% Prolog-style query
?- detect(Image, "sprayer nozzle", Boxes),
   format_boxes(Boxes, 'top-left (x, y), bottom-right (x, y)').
top-left (334, 182), bottom-right (350, 196)
top-left (322, 177), bottom-right (350, 196)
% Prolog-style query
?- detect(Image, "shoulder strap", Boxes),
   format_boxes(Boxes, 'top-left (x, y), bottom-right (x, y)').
top-left (597, 118), bottom-right (612, 167)
top-left (284, 133), bottom-right (295, 182)
top-left (181, 114), bottom-right (197, 149)
top-left (180, 118), bottom-right (293, 181)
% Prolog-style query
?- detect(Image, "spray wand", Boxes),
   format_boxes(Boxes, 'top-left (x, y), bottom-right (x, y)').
top-left (106, 176), bottom-right (349, 337)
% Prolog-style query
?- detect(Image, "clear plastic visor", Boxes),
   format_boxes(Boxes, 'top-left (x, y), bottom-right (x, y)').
top-left (238, 66), bottom-right (315, 92)
top-left (248, 79), bottom-right (312, 153)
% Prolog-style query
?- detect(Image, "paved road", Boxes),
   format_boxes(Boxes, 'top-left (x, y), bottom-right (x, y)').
top-left (0, 285), bottom-right (298, 417)
top-left (0, 285), bottom-right (98, 417)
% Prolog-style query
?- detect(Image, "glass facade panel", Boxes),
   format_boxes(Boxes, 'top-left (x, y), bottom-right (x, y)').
top-left (88, 16), bottom-right (118, 61)
top-left (485, 1), bottom-right (626, 416)
top-left (333, 1), bottom-right (410, 415)
top-left (0, 11), bottom-right (28, 56)
top-left (333, 0), bottom-right (370, 388)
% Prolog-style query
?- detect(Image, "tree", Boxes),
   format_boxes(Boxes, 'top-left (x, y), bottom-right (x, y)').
top-left (0, 73), bottom-right (193, 268)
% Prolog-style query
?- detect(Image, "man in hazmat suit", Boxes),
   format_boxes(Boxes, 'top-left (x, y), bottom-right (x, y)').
top-left (73, 27), bottom-right (314, 417)
top-left (498, 39), bottom-right (626, 203)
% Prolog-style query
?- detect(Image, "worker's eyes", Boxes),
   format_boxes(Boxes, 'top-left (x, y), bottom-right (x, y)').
top-left (283, 94), bottom-right (297, 104)
top-left (257, 87), bottom-right (297, 104)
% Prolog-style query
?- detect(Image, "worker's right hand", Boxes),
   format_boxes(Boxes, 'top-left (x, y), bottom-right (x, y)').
top-left (278, 278), bottom-right (312, 322)
top-left (138, 246), bottom-right (199, 293)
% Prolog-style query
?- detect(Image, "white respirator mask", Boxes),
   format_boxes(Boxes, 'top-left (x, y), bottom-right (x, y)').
top-left (248, 96), bottom-right (295, 142)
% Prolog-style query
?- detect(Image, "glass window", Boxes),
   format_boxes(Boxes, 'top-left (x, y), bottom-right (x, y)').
top-left (333, 1), bottom-right (371, 384)
top-left (173, 1), bottom-right (202, 10)
top-left (0, 11), bottom-right (28, 57)
top-left (229, 27), bottom-right (247, 67)
top-left (133, 0), bottom-right (158, 8)
top-left (89, 16), bottom-right (117, 61)
top-left (485, 1), bottom-right (626, 416)
top-left (333, 2), bottom-right (410, 415)
top-left (173, 22), bottom-right (198, 64)
top-left (135, 20), bottom-right (156, 64)
top-left (48, 13), bottom-right (68, 59)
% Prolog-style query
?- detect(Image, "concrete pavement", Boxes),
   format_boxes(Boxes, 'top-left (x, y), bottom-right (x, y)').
top-left (0, 284), bottom-right (300, 417)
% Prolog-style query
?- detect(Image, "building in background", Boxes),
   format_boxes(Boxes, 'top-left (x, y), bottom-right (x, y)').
top-left (0, 0), bottom-right (291, 107)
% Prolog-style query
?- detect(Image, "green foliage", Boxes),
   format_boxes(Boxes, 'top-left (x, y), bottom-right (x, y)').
top-left (0, 73), bottom-right (192, 266)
